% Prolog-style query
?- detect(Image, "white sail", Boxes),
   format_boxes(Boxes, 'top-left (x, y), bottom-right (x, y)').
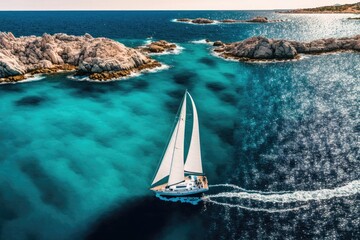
top-left (168, 94), bottom-right (187, 186)
top-left (184, 92), bottom-right (203, 174)
top-left (151, 120), bottom-right (180, 185)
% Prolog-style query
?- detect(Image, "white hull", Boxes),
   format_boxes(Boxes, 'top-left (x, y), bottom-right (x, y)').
top-left (151, 175), bottom-right (208, 197)
top-left (155, 187), bottom-right (208, 196)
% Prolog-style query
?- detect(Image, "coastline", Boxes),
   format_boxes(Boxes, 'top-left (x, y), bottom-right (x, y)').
top-left (0, 33), bottom-right (179, 84)
top-left (278, 3), bottom-right (360, 14)
top-left (277, 11), bottom-right (360, 14)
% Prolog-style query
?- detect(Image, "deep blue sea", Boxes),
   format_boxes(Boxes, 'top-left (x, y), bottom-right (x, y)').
top-left (0, 11), bottom-right (359, 240)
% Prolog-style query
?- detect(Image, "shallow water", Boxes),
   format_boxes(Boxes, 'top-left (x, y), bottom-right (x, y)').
top-left (0, 11), bottom-right (359, 240)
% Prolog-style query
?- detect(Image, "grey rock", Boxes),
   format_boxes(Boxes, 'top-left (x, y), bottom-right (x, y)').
top-left (217, 35), bottom-right (360, 61)
top-left (213, 41), bottom-right (224, 47)
top-left (0, 32), bottom-right (154, 79)
top-left (191, 18), bottom-right (214, 24)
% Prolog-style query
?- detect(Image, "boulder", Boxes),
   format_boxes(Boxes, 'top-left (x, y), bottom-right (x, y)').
top-left (37, 60), bottom-right (53, 69)
top-left (0, 50), bottom-right (26, 77)
top-left (273, 40), bottom-right (297, 58)
top-left (213, 41), bottom-right (224, 47)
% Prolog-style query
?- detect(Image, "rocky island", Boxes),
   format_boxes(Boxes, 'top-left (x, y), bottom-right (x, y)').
top-left (0, 32), bottom-right (163, 83)
top-left (212, 35), bottom-right (360, 61)
top-left (139, 40), bottom-right (178, 54)
top-left (175, 17), bottom-right (282, 24)
top-left (279, 2), bottom-right (360, 14)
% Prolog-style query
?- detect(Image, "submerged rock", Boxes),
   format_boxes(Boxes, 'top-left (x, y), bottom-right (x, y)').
top-left (0, 32), bottom-right (161, 82)
top-left (220, 19), bottom-right (238, 23)
top-left (213, 35), bottom-right (360, 61)
top-left (177, 18), bottom-right (191, 22)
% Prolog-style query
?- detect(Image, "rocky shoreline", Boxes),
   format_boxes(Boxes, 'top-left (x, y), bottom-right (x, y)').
top-left (175, 17), bottom-right (283, 24)
top-left (211, 35), bottom-right (360, 62)
top-left (0, 32), bottom-right (165, 83)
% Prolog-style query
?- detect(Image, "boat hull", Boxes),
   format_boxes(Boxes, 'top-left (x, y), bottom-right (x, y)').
top-left (155, 187), bottom-right (208, 197)
top-left (151, 175), bottom-right (208, 197)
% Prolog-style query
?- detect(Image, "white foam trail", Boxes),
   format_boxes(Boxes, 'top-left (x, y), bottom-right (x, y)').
top-left (206, 180), bottom-right (360, 204)
top-left (205, 199), bottom-right (308, 213)
top-left (209, 184), bottom-right (293, 194)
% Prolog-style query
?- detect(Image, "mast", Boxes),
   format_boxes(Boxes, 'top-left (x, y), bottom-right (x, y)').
top-left (184, 92), bottom-right (203, 174)
top-left (167, 93), bottom-right (187, 186)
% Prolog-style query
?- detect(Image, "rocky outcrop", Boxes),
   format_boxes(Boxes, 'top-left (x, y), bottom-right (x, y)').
top-left (0, 32), bottom-right (161, 83)
top-left (191, 18), bottom-right (215, 24)
top-left (175, 17), bottom-right (282, 24)
top-left (139, 40), bottom-right (178, 54)
top-left (213, 35), bottom-right (360, 61)
top-left (245, 16), bottom-right (269, 23)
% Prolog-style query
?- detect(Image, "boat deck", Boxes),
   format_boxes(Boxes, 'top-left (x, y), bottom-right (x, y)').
top-left (150, 175), bottom-right (208, 193)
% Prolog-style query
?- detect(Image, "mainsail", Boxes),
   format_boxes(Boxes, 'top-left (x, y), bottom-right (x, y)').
top-left (167, 95), bottom-right (186, 186)
top-left (151, 119), bottom-right (180, 185)
top-left (151, 93), bottom-right (187, 186)
top-left (151, 91), bottom-right (202, 187)
top-left (184, 93), bottom-right (203, 174)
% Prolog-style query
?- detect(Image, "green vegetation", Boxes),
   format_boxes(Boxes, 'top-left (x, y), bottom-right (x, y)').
top-left (302, 2), bottom-right (360, 12)
top-left (283, 2), bottom-right (360, 13)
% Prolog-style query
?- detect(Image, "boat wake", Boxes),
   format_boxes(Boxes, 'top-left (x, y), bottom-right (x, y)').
top-left (203, 180), bottom-right (360, 212)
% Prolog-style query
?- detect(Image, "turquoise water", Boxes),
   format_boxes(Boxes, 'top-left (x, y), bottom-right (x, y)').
top-left (0, 11), bottom-right (359, 240)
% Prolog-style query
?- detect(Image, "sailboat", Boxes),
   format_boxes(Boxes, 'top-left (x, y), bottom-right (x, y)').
top-left (150, 91), bottom-right (208, 196)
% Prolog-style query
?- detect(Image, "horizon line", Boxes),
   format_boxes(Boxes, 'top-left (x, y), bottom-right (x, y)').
top-left (0, 9), bottom-right (290, 11)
